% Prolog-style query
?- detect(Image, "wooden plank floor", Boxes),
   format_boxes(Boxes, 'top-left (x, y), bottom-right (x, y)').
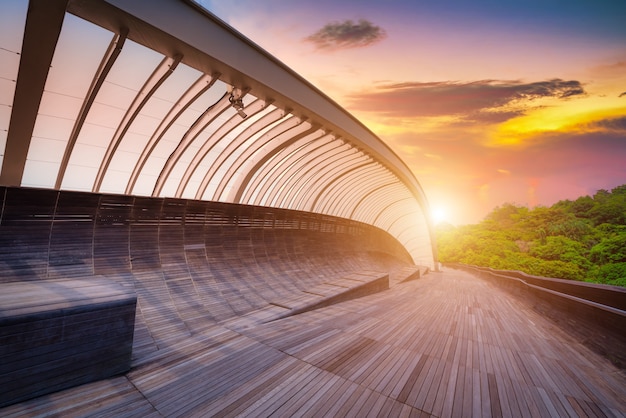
top-left (2, 268), bottom-right (625, 417)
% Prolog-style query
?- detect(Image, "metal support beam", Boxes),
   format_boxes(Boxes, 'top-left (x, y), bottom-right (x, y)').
top-left (93, 54), bottom-right (182, 193)
top-left (0, 0), bottom-right (69, 186)
top-left (56, 28), bottom-right (128, 189)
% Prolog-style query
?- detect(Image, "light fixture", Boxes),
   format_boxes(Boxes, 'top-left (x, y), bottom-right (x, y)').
top-left (229, 88), bottom-right (247, 118)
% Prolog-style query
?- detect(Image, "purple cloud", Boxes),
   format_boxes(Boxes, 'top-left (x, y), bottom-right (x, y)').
top-left (348, 79), bottom-right (585, 119)
top-left (305, 19), bottom-right (386, 50)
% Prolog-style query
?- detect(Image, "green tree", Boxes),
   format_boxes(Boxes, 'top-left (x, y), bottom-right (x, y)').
top-left (594, 263), bottom-right (626, 287)
top-left (435, 184), bottom-right (626, 286)
top-left (589, 233), bottom-right (626, 264)
top-left (557, 195), bottom-right (594, 218)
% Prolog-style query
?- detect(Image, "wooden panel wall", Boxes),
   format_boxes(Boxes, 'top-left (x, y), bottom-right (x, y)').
top-left (0, 187), bottom-right (411, 283)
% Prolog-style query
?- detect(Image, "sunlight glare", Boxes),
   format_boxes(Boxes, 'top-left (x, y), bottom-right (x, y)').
top-left (431, 205), bottom-right (448, 225)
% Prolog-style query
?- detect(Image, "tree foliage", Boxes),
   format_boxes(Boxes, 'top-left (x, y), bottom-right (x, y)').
top-left (436, 184), bottom-right (626, 287)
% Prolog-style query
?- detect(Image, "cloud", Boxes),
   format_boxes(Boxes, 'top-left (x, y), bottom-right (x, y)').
top-left (463, 110), bottom-right (526, 124)
top-left (588, 116), bottom-right (626, 131)
top-left (424, 153), bottom-right (442, 160)
top-left (347, 79), bottom-right (585, 119)
top-left (305, 19), bottom-right (386, 50)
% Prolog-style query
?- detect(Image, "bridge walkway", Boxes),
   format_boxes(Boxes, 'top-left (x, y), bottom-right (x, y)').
top-left (1, 268), bottom-right (625, 417)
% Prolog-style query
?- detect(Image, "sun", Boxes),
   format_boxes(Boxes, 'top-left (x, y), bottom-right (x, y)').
top-left (430, 205), bottom-right (448, 225)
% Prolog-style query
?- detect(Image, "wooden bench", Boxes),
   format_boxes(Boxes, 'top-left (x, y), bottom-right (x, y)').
top-left (0, 278), bottom-right (137, 408)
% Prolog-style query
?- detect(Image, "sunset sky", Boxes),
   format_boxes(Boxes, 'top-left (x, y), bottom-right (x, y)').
top-left (198, 0), bottom-right (626, 225)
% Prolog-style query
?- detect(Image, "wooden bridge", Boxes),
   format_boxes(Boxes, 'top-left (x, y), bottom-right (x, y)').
top-left (2, 267), bottom-right (624, 417)
top-left (1, 2), bottom-right (625, 415)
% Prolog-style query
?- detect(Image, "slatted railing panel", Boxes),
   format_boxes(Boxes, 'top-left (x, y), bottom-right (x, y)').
top-left (94, 195), bottom-right (133, 275)
top-left (129, 197), bottom-right (162, 271)
top-left (48, 191), bottom-right (99, 278)
top-left (0, 187), bottom-right (57, 280)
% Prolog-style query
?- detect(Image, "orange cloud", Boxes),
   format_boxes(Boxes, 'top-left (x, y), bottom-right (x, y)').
top-left (491, 97), bottom-right (626, 147)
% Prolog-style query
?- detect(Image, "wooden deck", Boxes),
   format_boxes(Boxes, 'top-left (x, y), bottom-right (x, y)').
top-left (2, 268), bottom-right (625, 417)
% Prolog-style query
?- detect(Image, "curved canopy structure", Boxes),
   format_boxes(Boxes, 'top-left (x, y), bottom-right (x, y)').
top-left (0, 0), bottom-right (437, 267)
